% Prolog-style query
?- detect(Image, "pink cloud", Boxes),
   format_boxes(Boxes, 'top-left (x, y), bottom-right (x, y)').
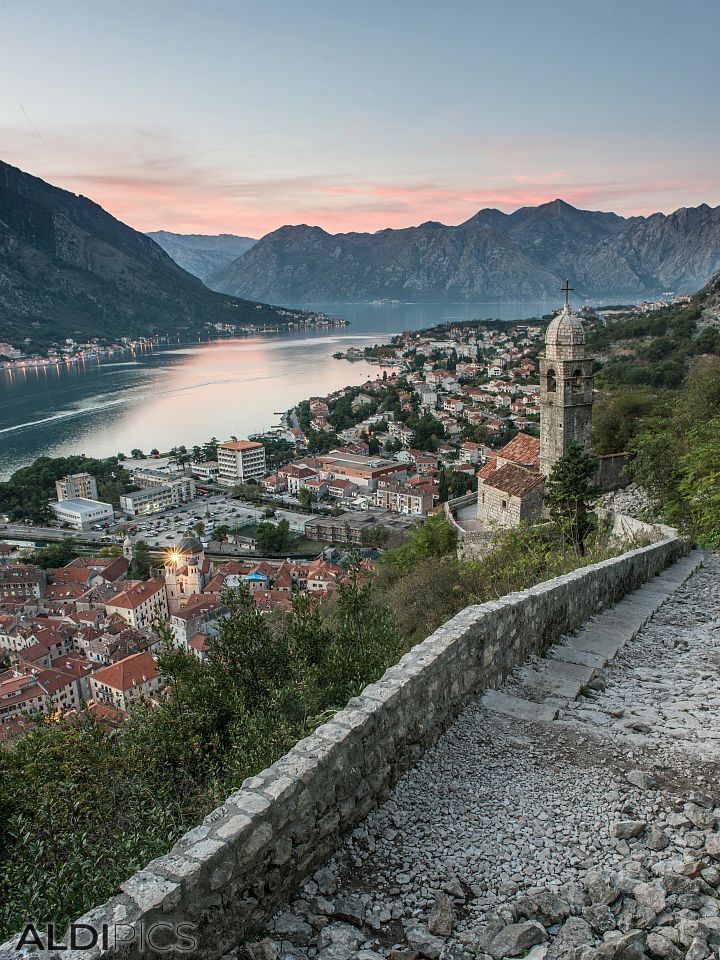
top-left (2, 123), bottom-right (717, 237)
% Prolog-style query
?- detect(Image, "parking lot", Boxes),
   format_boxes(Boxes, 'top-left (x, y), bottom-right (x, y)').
top-left (122, 494), bottom-right (311, 550)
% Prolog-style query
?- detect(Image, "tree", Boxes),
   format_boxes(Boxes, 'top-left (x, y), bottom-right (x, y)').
top-left (543, 442), bottom-right (599, 555)
top-left (676, 418), bottom-right (720, 548)
top-left (213, 524), bottom-right (230, 541)
top-left (202, 438), bottom-right (219, 462)
top-left (255, 518), bottom-right (291, 553)
top-left (628, 357), bottom-right (720, 541)
top-left (130, 540), bottom-right (151, 579)
top-left (27, 538), bottom-right (78, 569)
top-left (592, 387), bottom-right (666, 456)
top-left (98, 545), bottom-right (122, 558)
top-left (322, 565), bottom-right (400, 702)
top-left (193, 521), bottom-right (205, 536)
top-left (298, 487), bottom-right (316, 510)
top-left (130, 448), bottom-right (144, 459)
top-left (380, 512), bottom-right (457, 576)
top-left (438, 468), bottom-right (449, 503)
top-left (360, 524), bottom-right (390, 548)
top-left (0, 455), bottom-right (133, 522)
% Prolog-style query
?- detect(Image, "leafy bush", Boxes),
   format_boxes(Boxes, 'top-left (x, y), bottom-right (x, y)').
top-left (629, 357), bottom-right (720, 546)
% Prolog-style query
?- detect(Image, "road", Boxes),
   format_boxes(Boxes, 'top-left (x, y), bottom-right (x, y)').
top-left (0, 523), bottom-right (102, 545)
top-left (2, 493), bottom-right (322, 553)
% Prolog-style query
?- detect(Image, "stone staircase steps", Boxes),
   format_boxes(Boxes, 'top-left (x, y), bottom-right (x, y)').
top-left (482, 548), bottom-right (706, 722)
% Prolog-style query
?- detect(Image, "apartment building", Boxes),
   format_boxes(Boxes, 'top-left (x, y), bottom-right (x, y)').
top-left (375, 478), bottom-right (434, 516)
top-left (105, 579), bottom-right (169, 629)
top-left (217, 440), bottom-right (266, 484)
top-left (316, 452), bottom-right (407, 490)
top-left (132, 469), bottom-right (196, 500)
top-left (119, 476), bottom-right (196, 516)
top-left (55, 472), bottom-right (98, 502)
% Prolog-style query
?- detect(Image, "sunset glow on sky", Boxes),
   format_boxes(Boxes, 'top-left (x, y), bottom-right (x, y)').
top-left (2, 0), bottom-right (719, 238)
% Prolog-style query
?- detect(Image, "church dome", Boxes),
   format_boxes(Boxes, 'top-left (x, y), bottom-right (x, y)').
top-left (545, 304), bottom-right (586, 357)
top-left (178, 535), bottom-right (203, 556)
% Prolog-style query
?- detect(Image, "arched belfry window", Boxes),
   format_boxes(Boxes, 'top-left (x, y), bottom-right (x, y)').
top-left (546, 369), bottom-right (556, 393)
top-left (572, 369), bottom-right (583, 393)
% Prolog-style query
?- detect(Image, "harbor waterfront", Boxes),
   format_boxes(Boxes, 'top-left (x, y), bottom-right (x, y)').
top-left (0, 300), bottom-right (560, 479)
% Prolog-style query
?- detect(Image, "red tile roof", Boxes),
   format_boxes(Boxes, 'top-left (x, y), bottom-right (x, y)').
top-left (91, 651), bottom-right (158, 692)
top-left (107, 579), bottom-right (166, 611)
top-left (497, 432), bottom-right (540, 470)
top-left (482, 463), bottom-right (544, 497)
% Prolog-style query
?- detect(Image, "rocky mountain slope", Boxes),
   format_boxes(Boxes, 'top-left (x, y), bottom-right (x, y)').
top-left (0, 161), bottom-right (299, 348)
top-left (209, 199), bottom-right (720, 303)
top-left (147, 230), bottom-right (256, 281)
top-left (698, 268), bottom-right (720, 325)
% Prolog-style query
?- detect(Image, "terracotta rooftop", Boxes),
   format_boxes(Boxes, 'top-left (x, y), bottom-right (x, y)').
top-left (497, 432), bottom-right (541, 470)
top-left (107, 578), bottom-right (166, 611)
top-left (91, 651), bottom-right (158, 692)
top-left (482, 463), bottom-right (544, 497)
top-left (219, 440), bottom-right (264, 451)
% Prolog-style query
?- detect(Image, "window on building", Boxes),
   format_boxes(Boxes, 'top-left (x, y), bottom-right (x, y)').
top-left (546, 369), bottom-right (556, 393)
top-left (501, 499), bottom-right (507, 509)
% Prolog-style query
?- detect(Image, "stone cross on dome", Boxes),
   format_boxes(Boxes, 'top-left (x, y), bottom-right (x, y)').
top-left (561, 279), bottom-right (573, 308)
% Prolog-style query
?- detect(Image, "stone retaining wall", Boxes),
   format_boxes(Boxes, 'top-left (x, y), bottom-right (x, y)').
top-left (11, 534), bottom-right (687, 960)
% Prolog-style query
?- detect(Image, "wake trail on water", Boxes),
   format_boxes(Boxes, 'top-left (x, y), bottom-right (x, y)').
top-left (0, 373), bottom-right (286, 435)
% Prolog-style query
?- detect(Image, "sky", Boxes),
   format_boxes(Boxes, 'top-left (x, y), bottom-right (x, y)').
top-left (1, 0), bottom-right (719, 238)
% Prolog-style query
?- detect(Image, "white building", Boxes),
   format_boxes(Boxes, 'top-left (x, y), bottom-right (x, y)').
top-left (50, 498), bottom-right (114, 530)
top-left (191, 461), bottom-right (220, 482)
top-left (105, 579), bottom-right (169, 628)
top-left (217, 440), bottom-right (266, 484)
top-left (120, 476), bottom-right (196, 516)
top-left (131, 470), bottom-right (196, 500)
top-left (55, 472), bottom-right (98, 502)
top-left (89, 651), bottom-right (161, 711)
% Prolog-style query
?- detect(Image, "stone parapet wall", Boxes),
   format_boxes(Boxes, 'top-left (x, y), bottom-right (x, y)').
top-left (8, 533), bottom-right (687, 960)
top-left (596, 507), bottom-right (676, 545)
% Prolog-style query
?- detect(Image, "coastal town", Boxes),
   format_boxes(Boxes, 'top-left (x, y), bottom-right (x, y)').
top-left (3, 4), bottom-right (720, 957)
top-left (0, 312), bottom-right (347, 372)
top-left (0, 314), bottom-right (552, 738)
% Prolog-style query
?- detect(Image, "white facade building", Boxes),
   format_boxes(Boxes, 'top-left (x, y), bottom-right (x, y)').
top-left (217, 441), bottom-right (266, 484)
top-left (120, 476), bottom-right (196, 516)
top-left (50, 498), bottom-right (114, 530)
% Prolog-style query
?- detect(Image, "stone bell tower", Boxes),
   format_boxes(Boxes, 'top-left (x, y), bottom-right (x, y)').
top-left (539, 281), bottom-right (594, 476)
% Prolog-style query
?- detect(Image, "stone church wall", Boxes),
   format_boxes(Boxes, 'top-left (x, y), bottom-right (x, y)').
top-left (477, 481), bottom-right (544, 529)
top-left (24, 529), bottom-right (690, 959)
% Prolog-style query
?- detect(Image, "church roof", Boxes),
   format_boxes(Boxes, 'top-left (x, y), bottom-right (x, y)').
top-left (178, 535), bottom-right (203, 555)
top-left (497, 432), bottom-right (541, 470)
top-left (482, 463), bottom-right (544, 497)
top-left (545, 304), bottom-right (586, 357)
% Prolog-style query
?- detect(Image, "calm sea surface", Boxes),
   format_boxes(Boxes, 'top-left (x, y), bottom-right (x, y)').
top-left (0, 300), bottom-right (562, 478)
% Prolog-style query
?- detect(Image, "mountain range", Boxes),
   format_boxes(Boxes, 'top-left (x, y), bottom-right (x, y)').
top-left (208, 200), bottom-right (720, 303)
top-left (147, 231), bottom-right (256, 281)
top-left (0, 161), bottom-right (300, 349)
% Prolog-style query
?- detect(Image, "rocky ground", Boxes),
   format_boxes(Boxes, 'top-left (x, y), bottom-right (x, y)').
top-left (238, 556), bottom-right (720, 960)
top-left (599, 485), bottom-right (651, 521)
